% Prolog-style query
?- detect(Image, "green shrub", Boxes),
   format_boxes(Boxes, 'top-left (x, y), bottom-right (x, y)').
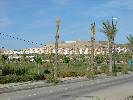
top-left (15, 67), bottom-right (28, 75)
top-left (2, 65), bottom-right (11, 75)
top-left (63, 56), bottom-right (70, 64)
top-left (0, 75), bottom-right (12, 84)
top-left (121, 65), bottom-right (128, 74)
top-left (0, 70), bottom-right (2, 76)
top-left (76, 70), bottom-right (86, 76)
top-left (86, 70), bottom-right (96, 79)
top-left (44, 69), bottom-right (51, 74)
top-left (2, 65), bottom-right (28, 76)
top-left (58, 70), bottom-right (86, 78)
top-left (34, 74), bottom-right (46, 80)
top-left (100, 64), bottom-right (109, 75)
top-left (45, 74), bottom-right (59, 84)
top-left (116, 66), bottom-right (122, 72)
top-left (94, 54), bottom-right (105, 65)
top-left (18, 75), bottom-right (35, 82)
top-left (129, 65), bottom-right (133, 71)
top-left (0, 75), bottom-right (35, 84)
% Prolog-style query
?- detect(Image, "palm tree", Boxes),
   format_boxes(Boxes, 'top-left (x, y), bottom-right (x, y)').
top-left (101, 19), bottom-right (117, 73)
top-left (127, 34), bottom-right (133, 59)
top-left (89, 22), bottom-right (96, 72)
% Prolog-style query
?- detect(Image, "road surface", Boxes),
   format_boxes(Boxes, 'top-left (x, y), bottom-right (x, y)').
top-left (0, 74), bottom-right (133, 100)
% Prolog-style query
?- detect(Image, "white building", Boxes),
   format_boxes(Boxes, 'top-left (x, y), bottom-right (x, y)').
top-left (2, 42), bottom-right (130, 55)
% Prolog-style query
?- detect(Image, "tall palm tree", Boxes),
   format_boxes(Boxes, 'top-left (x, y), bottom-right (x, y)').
top-left (89, 22), bottom-right (96, 72)
top-left (127, 34), bottom-right (133, 59)
top-left (101, 19), bottom-right (117, 73)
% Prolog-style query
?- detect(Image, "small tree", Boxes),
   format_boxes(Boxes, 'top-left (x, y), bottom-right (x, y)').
top-left (1, 54), bottom-right (8, 65)
top-left (34, 55), bottom-right (43, 75)
top-left (63, 56), bottom-right (70, 67)
top-left (94, 54), bottom-right (105, 65)
top-left (127, 34), bottom-right (133, 59)
top-left (21, 54), bottom-right (28, 63)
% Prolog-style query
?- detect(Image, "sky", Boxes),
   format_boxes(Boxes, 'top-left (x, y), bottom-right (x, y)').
top-left (0, 0), bottom-right (133, 50)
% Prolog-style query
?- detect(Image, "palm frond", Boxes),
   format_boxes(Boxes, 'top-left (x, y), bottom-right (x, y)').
top-left (127, 34), bottom-right (133, 45)
top-left (101, 20), bottom-right (117, 41)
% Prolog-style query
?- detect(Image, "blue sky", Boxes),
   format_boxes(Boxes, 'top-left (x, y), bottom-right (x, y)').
top-left (0, 0), bottom-right (133, 50)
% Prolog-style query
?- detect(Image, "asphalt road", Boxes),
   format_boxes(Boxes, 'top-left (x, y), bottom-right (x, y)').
top-left (0, 74), bottom-right (133, 100)
top-left (82, 80), bottom-right (133, 100)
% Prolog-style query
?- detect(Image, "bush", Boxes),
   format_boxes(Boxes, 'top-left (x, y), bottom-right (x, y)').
top-left (86, 70), bottom-right (96, 79)
top-left (0, 75), bottom-right (35, 84)
top-left (116, 66), bottom-right (122, 72)
top-left (2, 65), bottom-right (12, 75)
top-left (76, 70), bottom-right (86, 76)
top-left (45, 74), bottom-right (59, 84)
top-left (121, 65), bottom-right (128, 74)
top-left (58, 70), bottom-right (86, 78)
top-left (44, 69), bottom-right (51, 74)
top-left (19, 75), bottom-right (35, 82)
top-left (34, 74), bottom-right (46, 80)
top-left (2, 65), bottom-right (28, 76)
top-left (15, 67), bottom-right (28, 75)
top-left (129, 65), bottom-right (133, 71)
top-left (100, 64), bottom-right (109, 75)
top-left (94, 54), bottom-right (105, 65)
top-left (0, 70), bottom-right (2, 76)
top-left (0, 75), bottom-right (13, 84)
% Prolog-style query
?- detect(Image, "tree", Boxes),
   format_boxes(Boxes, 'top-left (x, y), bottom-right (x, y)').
top-left (1, 54), bottom-right (8, 65)
top-left (21, 54), bottom-right (28, 63)
top-left (63, 56), bottom-right (70, 67)
top-left (34, 55), bottom-right (43, 75)
top-left (101, 19), bottom-right (117, 73)
top-left (94, 54), bottom-right (105, 65)
top-left (127, 34), bottom-right (133, 59)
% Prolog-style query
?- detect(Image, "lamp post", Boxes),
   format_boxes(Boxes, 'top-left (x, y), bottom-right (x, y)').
top-left (54, 17), bottom-right (60, 80)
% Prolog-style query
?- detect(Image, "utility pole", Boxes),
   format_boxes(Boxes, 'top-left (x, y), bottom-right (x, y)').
top-left (54, 17), bottom-right (60, 80)
top-left (90, 22), bottom-right (96, 72)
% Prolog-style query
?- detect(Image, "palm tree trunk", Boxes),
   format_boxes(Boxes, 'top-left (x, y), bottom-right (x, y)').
top-left (131, 47), bottom-right (133, 60)
top-left (92, 38), bottom-right (95, 71)
top-left (37, 63), bottom-right (40, 75)
top-left (108, 40), bottom-right (113, 73)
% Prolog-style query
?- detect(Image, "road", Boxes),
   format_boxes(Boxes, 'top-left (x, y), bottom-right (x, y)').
top-left (81, 80), bottom-right (133, 100)
top-left (0, 74), bottom-right (133, 100)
